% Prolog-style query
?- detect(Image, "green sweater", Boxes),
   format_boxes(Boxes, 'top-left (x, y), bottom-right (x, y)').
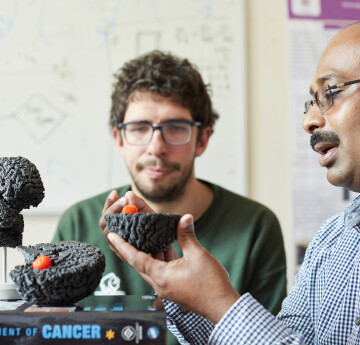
top-left (53, 181), bottom-right (286, 344)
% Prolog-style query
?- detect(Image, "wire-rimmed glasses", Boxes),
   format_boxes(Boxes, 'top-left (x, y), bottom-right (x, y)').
top-left (304, 78), bottom-right (360, 115)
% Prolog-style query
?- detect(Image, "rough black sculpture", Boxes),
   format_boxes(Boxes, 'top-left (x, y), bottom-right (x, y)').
top-left (10, 241), bottom-right (106, 306)
top-left (105, 213), bottom-right (181, 254)
top-left (0, 156), bottom-right (45, 247)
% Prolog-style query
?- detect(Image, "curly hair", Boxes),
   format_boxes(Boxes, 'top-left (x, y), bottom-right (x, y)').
top-left (109, 50), bottom-right (219, 135)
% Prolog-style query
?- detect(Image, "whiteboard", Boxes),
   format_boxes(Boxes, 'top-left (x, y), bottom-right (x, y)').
top-left (0, 0), bottom-right (247, 215)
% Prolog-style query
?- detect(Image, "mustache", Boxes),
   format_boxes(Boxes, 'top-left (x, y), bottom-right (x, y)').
top-left (136, 159), bottom-right (180, 171)
top-left (310, 131), bottom-right (340, 151)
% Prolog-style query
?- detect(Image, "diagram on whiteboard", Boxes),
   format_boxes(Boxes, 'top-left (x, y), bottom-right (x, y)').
top-left (8, 94), bottom-right (68, 143)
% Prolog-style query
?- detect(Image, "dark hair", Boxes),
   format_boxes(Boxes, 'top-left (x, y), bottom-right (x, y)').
top-left (109, 50), bottom-right (219, 134)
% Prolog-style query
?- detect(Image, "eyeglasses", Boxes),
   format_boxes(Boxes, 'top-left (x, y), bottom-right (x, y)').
top-left (304, 78), bottom-right (360, 115)
top-left (117, 120), bottom-right (202, 146)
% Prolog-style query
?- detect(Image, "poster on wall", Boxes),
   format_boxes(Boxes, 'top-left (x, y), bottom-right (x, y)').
top-left (287, 0), bottom-right (360, 266)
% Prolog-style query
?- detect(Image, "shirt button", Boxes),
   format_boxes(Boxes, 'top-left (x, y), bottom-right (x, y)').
top-left (355, 317), bottom-right (360, 325)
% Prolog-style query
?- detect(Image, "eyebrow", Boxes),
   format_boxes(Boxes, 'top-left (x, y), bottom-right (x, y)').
top-left (309, 72), bottom-right (341, 96)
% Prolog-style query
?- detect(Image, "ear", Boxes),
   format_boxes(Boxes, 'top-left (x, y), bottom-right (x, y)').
top-left (112, 127), bottom-right (124, 152)
top-left (195, 126), bottom-right (212, 157)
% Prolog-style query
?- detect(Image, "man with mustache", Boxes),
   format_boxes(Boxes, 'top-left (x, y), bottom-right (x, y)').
top-left (100, 23), bottom-right (360, 344)
top-left (53, 50), bottom-right (287, 343)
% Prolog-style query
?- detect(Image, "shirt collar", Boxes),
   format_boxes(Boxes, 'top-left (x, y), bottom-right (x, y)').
top-left (344, 194), bottom-right (360, 228)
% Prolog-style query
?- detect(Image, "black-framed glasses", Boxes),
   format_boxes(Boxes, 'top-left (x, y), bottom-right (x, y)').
top-left (304, 78), bottom-right (360, 115)
top-left (117, 120), bottom-right (202, 146)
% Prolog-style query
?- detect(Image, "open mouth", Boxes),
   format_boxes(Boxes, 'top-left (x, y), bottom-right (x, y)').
top-left (310, 132), bottom-right (341, 167)
top-left (315, 143), bottom-right (339, 167)
top-left (315, 143), bottom-right (339, 156)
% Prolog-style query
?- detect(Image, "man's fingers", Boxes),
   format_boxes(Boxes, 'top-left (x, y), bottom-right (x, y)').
top-left (102, 227), bottom-right (121, 256)
top-left (99, 195), bottom-right (128, 231)
top-left (100, 191), bottom-right (154, 234)
top-left (163, 245), bottom-right (176, 262)
top-left (100, 190), bottom-right (122, 231)
top-left (102, 190), bottom-right (119, 215)
top-left (106, 232), bottom-right (160, 289)
top-left (176, 214), bottom-right (200, 255)
top-left (104, 196), bottom-right (128, 216)
top-left (152, 252), bottom-right (165, 260)
top-left (107, 232), bottom-right (159, 275)
top-left (102, 225), bottom-right (109, 236)
top-left (124, 191), bottom-right (155, 213)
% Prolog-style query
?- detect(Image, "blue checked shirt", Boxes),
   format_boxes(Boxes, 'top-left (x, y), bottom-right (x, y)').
top-left (164, 194), bottom-right (360, 344)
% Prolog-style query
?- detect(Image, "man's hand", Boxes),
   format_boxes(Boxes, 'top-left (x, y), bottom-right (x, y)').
top-left (99, 190), bottom-right (155, 251)
top-left (106, 213), bottom-right (240, 324)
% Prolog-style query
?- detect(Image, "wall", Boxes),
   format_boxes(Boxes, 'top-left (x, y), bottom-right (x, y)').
top-left (2, 0), bottom-right (296, 290)
top-left (247, 1), bottom-right (295, 287)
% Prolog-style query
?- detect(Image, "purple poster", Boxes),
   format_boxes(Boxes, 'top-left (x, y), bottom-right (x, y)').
top-left (288, 0), bottom-right (360, 21)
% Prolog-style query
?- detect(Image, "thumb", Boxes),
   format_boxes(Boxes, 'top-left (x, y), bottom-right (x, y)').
top-left (177, 214), bottom-right (199, 254)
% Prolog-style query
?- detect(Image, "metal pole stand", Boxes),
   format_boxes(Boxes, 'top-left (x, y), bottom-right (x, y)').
top-left (0, 247), bottom-right (20, 300)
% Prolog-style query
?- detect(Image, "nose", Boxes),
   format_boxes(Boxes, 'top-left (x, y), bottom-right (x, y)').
top-left (145, 128), bottom-right (168, 157)
top-left (302, 106), bottom-right (326, 134)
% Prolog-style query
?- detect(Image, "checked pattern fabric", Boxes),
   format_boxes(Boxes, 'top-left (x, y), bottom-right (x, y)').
top-left (164, 194), bottom-right (360, 345)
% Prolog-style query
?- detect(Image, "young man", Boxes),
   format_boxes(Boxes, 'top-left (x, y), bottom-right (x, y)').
top-left (101, 23), bottom-right (360, 344)
top-left (53, 51), bottom-right (286, 338)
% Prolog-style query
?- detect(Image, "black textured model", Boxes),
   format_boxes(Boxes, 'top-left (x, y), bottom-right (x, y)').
top-left (105, 213), bottom-right (181, 254)
top-left (10, 241), bottom-right (106, 306)
top-left (0, 156), bottom-right (45, 247)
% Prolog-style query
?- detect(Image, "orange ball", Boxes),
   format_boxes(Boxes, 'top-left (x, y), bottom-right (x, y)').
top-left (121, 204), bottom-right (138, 214)
top-left (32, 255), bottom-right (52, 270)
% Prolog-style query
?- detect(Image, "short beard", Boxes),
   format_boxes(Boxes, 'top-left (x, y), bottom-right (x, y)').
top-left (132, 159), bottom-right (194, 203)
